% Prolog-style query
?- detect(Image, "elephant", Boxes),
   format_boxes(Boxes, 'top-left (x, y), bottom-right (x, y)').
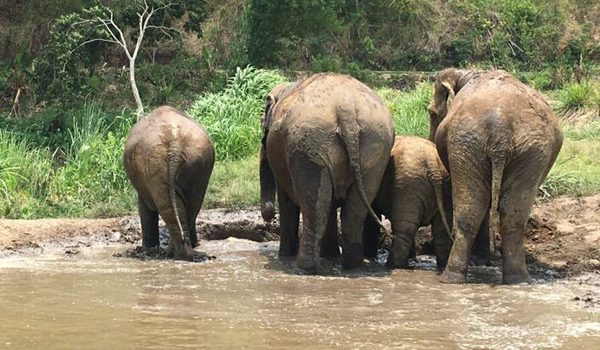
top-left (260, 73), bottom-right (395, 273)
top-left (363, 136), bottom-right (453, 270)
top-left (427, 68), bottom-right (563, 284)
top-left (123, 106), bottom-right (215, 261)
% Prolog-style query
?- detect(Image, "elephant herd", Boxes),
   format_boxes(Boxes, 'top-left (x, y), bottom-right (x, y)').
top-left (123, 68), bottom-right (563, 285)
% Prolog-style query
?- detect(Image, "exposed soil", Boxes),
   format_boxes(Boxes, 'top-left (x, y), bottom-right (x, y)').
top-left (1, 195), bottom-right (599, 279)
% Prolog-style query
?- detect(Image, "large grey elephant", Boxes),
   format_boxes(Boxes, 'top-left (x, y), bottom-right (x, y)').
top-left (363, 136), bottom-right (452, 270)
top-left (260, 73), bottom-right (395, 273)
top-left (124, 106), bottom-right (215, 260)
top-left (428, 68), bottom-right (563, 284)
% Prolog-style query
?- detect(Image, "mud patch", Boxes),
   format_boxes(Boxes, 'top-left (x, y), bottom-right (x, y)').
top-left (113, 246), bottom-right (216, 262)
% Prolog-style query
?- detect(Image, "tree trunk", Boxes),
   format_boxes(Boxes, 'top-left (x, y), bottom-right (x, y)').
top-left (129, 59), bottom-right (144, 119)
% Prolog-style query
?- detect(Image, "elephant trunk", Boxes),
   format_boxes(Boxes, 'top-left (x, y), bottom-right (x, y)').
top-left (433, 182), bottom-right (452, 242)
top-left (260, 144), bottom-right (276, 222)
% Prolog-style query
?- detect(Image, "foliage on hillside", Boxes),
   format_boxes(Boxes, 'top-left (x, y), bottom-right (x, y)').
top-left (2, 0), bottom-right (600, 114)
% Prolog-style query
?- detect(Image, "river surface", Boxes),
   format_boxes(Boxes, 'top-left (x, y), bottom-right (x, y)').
top-left (0, 239), bottom-right (598, 349)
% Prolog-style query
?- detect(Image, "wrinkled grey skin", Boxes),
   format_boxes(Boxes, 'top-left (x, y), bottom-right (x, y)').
top-left (260, 74), bottom-right (395, 273)
top-left (363, 136), bottom-right (452, 270)
top-left (124, 106), bottom-right (215, 261)
top-left (428, 69), bottom-right (563, 284)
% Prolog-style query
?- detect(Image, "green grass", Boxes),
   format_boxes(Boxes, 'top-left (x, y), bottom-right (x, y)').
top-left (554, 81), bottom-right (600, 115)
top-left (204, 155), bottom-right (260, 209)
top-left (0, 130), bottom-right (54, 218)
top-left (376, 82), bottom-right (432, 138)
top-left (1, 71), bottom-right (599, 219)
top-left (539, 139), bottom-right (600, 199)
top-left (187, 66), bottom-right (287, 160)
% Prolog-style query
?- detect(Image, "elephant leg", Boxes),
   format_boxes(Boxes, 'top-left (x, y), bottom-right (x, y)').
top-left (188, 216), bottom-right (198, 248)
top-left (320, 204), bottom-right (340, 258)
top-left (386, 220), bottom-right (419, 269)
top-left (499, 186), bottom-right (537, 284)
top-left (186, 185), bottom-right (209, 249)
top-left (138, 196), bottom-right (159, 248)
top-left (471, 212), bottom-right (490, 265)
top-left (277, 187), bottom-right (300, 257)
top-left (431, 214), bottom-right (452, 270)
top-left (441, 176), bottom-right (490, 283)
top-left (159, 196), bottom-right (193, 261)
top-left (291, 157), bottom-right (332, 273)
top-left (341, 165), bottom-right (386, 269)
top-left (362, 210), bottom-right (380, 259)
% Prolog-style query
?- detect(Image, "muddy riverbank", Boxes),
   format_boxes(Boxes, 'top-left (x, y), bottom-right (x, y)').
top-left (1, 195), bottom-right (599, 278)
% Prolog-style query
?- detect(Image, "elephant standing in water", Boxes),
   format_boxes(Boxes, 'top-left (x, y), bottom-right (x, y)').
top-left (428, 69), bottom-right (563, 284)
top-left (363, 136), bottom-right (452, 270)
top-left (260, 74), bottom-right (395, 273)
top-left (124, 106), bottom-right (215, 261)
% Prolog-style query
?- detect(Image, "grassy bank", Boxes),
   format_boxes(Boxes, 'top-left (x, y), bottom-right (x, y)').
top-left (1, 68), bottom-right (599, 218)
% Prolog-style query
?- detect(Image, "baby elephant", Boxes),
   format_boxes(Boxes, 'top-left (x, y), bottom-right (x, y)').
top-left (364, 136), bottom-right (452, 269)
top-left (123, 106), bottom-right (215, 260)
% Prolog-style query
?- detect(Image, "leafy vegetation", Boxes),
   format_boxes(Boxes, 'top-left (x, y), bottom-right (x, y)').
top-left (1, 0), bottom-right (599, 218)
top-left (1, 68), bottom-right (597, 218)
top-left (377, 83), bottom-right (432, 138)
top-left (187, 66), bottom-right (287, 160)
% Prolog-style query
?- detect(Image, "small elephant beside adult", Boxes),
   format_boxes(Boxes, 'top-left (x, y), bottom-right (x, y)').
top-left (123, 106), bottom-right (215, 261)
top-left (428, 68), bottom-right (563, 284)
top-left (363, 136), bottom-right (453, 270)
top-left (260, 73), bottom-right (395, 273)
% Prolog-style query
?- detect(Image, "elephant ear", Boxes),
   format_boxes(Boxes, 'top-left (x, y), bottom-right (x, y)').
top-left (262, 94), bottom-right (276, 135)
top-left (441, 80), bottom-right (455, 109)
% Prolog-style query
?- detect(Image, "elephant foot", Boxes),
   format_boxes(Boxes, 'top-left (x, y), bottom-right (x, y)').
top-left (168, 240), bottom-right (194, 261)
top-left (503, 272), bottom-right (533, 285)
top-left (342, 242), bottom-right (364, 269)
top-left (385, 253), bottom-right (409, 270)
top-left (278, 238), bottom-right (299, 257)
top-left (440, 269), bottom-right (467, 284)
top-left (435, 260), bottom-right (448, 271)
top-left (296, 254), bottom-right (317, 274)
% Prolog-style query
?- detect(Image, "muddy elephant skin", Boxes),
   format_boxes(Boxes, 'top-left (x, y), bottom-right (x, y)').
top-left (260, 74), bottom-right (395, 273)
top-left (428, 69), bottom-right (563, 284)
top-left (363, 136), bottom-right (452, 270)
top-left (123, 106), bottom-right (215, 261)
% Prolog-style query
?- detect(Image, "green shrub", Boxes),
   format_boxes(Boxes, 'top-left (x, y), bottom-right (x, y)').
top-left (187, 66), bottom-right (287, 160)
top-left (377, 83), bottom-right (432, 138)
top-left (556, 81), bottom-right (598, 112)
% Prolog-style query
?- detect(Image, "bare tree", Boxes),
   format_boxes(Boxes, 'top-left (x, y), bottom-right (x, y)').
top-left (80, 1), bottom-right (174, 118)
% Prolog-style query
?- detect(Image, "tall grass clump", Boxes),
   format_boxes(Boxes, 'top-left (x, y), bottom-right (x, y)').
top-left (204, 155), bottom-right (260, 208)
top-left (48, 103), bottom-right (135, 217)
top-left (555, 81), bottom-right (600, 115)
top-left (0, 130), bottom-right (54, 217)
top-left (377, 82), bottom-right (432, 138)
top-left (187, 66), bottom-right (287, 160)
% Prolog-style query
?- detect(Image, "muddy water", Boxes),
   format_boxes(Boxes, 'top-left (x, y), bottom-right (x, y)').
top-left (0, 239), bottom-right (598, 350)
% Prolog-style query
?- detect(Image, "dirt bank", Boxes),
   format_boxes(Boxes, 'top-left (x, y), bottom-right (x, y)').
top-left (1, 196), bottom-right (599, 277)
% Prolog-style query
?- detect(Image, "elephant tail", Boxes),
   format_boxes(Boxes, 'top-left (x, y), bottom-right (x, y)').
top-left (432, 182), bottom-right (452, 242)
top-left (167, 146), bottom-right (186, 246)
top-left (337, 110), bottom-right (388, 234)
top-left (489, 157), bottom-right (505, 255)
top-left (427, 154), bottom-right (452, 241)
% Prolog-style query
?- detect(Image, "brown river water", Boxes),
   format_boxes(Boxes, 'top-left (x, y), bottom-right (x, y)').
top-left (0, 239), bottom-right (599, 349)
